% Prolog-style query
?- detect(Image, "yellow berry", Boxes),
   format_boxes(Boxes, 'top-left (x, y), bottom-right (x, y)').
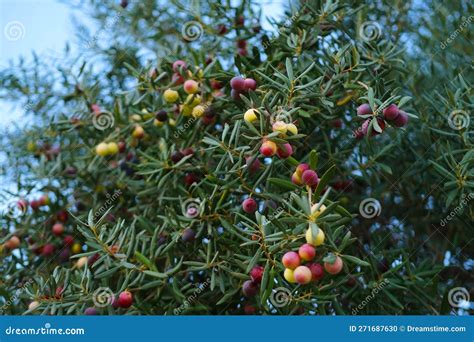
top-left (28, 301), bottom-right (40, 311)
top-left (284, 268), bottom-right (296, 283)
top-left (309, 204), bottom-right (326, 221)
top-left (169, 118), bottom-right (176, 127)
top-left (107, 142), bottom-right (119, 155)
top-left (272, 121), bottom-right (288, 134)
top-left (132, 125), bottom-right (145, 139)
top-left (72, 243), bottom-right (82, 254)
top-left (96, 142), bottom-right (109, 157)
top-left (131, 114), bottom-right (142, 122)
top-left (192, 105), bottom-right (206, 118)
top-left (244, 109), bottom-right (258, 123)
top-left (305, 226), bottom-right (325, 246)
top-left (154, 119), bottom-right (164, 127)
top-left (163, 89), bottom-right (179, 103)
top-left (287, 123), bottom-right (298, 135)
top-left (185, 94), bottom-right (201, 107)
top-left (27, 141), bottom-right (36, 152)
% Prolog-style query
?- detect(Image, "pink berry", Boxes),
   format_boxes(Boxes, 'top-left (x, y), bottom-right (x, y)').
top-left (302, 170), bottom-right (319, 186)
top-left (298, 243), bottom-right (316, 261)
top-left (357, 103), bottom-right (372, 116)
top-left (172, 60), bottom-right (186, 72)
top-left (282, 251), bottom-right (300, 270)
top-left (230, 76), bottom-right (246, 91)
top-left (242, 280), bottom-right (258, 297)
top-left (276, 143), bottom-right (293, 159)
top-left (243, 78), bottom-right (257, 91)
top-left (295, 163), bottom-right (310, 176)
top-left (392, 110), bottom-right (408, 127)
top-left (250, 265), bottom-right (264, 283)
top-left (242, 198), bottom-right (257, 214)
top-left (118, 291), bottom-right (133, 308)
top-left (383, 104), bottom-right (400, 121)
top-left (293, 266), bottom-right (312, 284)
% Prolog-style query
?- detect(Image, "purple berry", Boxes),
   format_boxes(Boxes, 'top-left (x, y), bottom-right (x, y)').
top-left (242, 280), bottom-right (259, 297)
top-left (383, 104), bottom-right (400, 121)
top-left (357, 103), bottom-right (372, 116)
top-left (230, 77), bottom-right (246, 91)
top-left (182, 228), bottom-right (196, 242)
top-left (84, 307), bottom-right (98, 315)
top-left (244, 78), bottom-right (257, 91)
top-left (231, 89), bottom-right (242, 101)
top-left (392, 110), bottom-right (408, 127)
top-left (302, 170), bottom-right (319, 186)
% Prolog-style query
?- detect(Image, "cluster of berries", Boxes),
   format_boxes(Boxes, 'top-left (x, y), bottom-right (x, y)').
top-left (242, 265), bottom-right (264, 297)
top-left (291, 163), bottom-right (319, 187)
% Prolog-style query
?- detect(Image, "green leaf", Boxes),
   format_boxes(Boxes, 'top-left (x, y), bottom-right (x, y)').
top-left (340, 254), bottom-right (370, 266)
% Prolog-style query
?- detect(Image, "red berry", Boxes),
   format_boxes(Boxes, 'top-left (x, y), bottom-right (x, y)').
top-left (57, 210), bottom-right (68, 223)
top-left (357, 103), bottom-right (372, 116)
top-left (260, 140), bottom-right (277, 157)
top-left (172, 73), bottom-right (185, 85)
top-left (276, 143), bottom-right (293, 159)
top-left (250, 265), bottom-right (264, 283)
top-left (230, 76), bottom-right (246, 91)
top-left (118, 291), bottom-right (133, 308)
top-left (242, 198), bottom-right (257, 214)
top-left (42, 243), bottom-right (55, 257)
top-left (238, 48), bottom-right (247, 56)
top-left (308, 263), bottom-right (324, 281)
top-left (237, 39), bottom-right (247, 49)
top-left (236, 15), bottom-right (244, 26)
top-left (30, 200), bottom-right (40, 210)
top-left (302, 170), bottom-right (319, 186)
top-left (393, 110), bottom-right (408, 127)
top-left (171, 151), bottom-right (184, 164)
top-left (52, 223), bottom-right (64, 236)
top-left (383, 104), bottom-right (400, 121)
top-left (242, 280), bottom-right (258, 297)
top-left (245, 156), bottom-right (261, 174)
top-left (63, 235), bottom-right (74, 246)
top-left (216, 24), bottom-right (227, 35)
top-left (282, 251), bottom-right (300, 270)
top-left (88, 253), bottom-right (100, 266)
top-left (210, 79), bottom-right (224, 89)
top-left (184, 173), bottom-right (199, 186)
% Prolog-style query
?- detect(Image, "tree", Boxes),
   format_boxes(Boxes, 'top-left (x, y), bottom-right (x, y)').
top-left (0, 0), bottom-right (472, 315)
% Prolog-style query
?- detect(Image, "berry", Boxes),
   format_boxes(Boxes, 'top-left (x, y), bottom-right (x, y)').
top-left (293, 266), bottom-right (312, 284)
top-left (156, 110), bottom-right (168, 122)
top-left (242, 198), bottom-right (258, 214)
top-left (393, 110), bottom-right (408, 127)
top-left (291, 172), bottom-right (303, 186)
top-left (84, 307), bottom-right (98, 315)
top-left (118, 291), bottom-right (133, 308)
top-left (244, 109), bottom-right (258, 123)
top-left (183, 80), bottom-right (199, 94)
top-left (295, 163), bottom-right (310, 176)
top-left (286, 123), bottom-right (298, 135)
top-left (243, 78), bottom-right (257, 91)
top-left (302, 170), bottom-right (319, 186)
top-left (118, 141), bottom-right (126, 153)
top-left (284, 268), bottom-right (296, 283)
top-left (308, 263), bottom-right (324, 281)
top-left (236, 15), bottom-right (244, 26)
top-left (305, 227), bottom-right (325, 246)
top-left (192, 105), bottom-right (206, 118)
top-left (172, 73), bottom-right (185, 85)
top-left (230, 89), bottom-right (242, 101)
top-left (181, 148), bottom-right (194, 156)
top-left (17, 199), bottom-right (28, 212)
top-left (171, 151), bottom-right (184, 164)
top-left (250, 265), bottom-right (264, 283)
top-left (63, 235), bottom-right (74, 246)
top-left (357, 103), bottom-right (372, 116)
top-left (272, 121), bottom-right (287, 134)
top-left (182, 228), bottom-right (196, 242)
top-left (30, 199), bottom-right (40, 210)
top-left (383, 104), bottom-right (400, 121)
top-left (42, 243), bottom-right (55, 257)
top-left (230, 76), bottom-right (246, 91)
top-left (242, 280), bottom-right (258, 297)
top-left (332, 118), bottom-right (343, 128)
top-left (163, 89), bottom-right (179, 103)
top-left (184, 173), bottom-right (199, 186)
top-left (132, 125), bottom-right (145, 139)
top-left (260, 140), bottom-right (277, 157)
top-left (72, 243), bottom-right (82, 254)
top-left (28, 301), bottom-right (40, 311)
top-left (210, 79), bottom-right (224, 89)
top-left (172, 60), bottom-right (186, 72)
top-left (245, 156), bottom-right (261, 174)
top-left (298, 243), bottom-right (316, 261)
top-left (216, 24), bottom-right (227, 35)
top-left (52, 223), bottom-right (64, 236)
top-left (96, 142), bottom-right (109, 157)
top-left (276, 143), bottom-right (293, 159)
top-left (282, 251), bottom-right (300, 270)
top-left (59, 248), bottom-right (71, 263)
top-left (237, 39), bottom-right (247, 49)
top-left (107, 142), bottom-right (119, 155)
top-left (5, 236), bottom-right (20, 250)
top-left (238, 48), bottom-right (247, 56)
top-left (324, 255), bottom-right (343, 275)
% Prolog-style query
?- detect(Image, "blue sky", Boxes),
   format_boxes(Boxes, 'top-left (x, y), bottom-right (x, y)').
top-left (0, 0), bottom-right (285, 127)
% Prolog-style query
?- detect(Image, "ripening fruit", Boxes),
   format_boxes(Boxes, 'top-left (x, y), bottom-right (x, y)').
top-left (293, 266), bottom-right (312, 284)
top-left (132, 125), bottom-right (145, 139)
top-left (309, 203), bottom-right (327, 221)
top-left (230, 76), bottom-right (246, 91)
top-left (260, 140), bottom-right (277, 157)
top-left (155, 110), bottom-right (168, 122)
top-left (39, 194), bottom-right (49, 206)
top-left (305, 227), bottom-right (325, 246)
top-left (393, 110), bottom-right (409, 127)
top-left (172, 60), bottom-right (186, 72)
top-left (182, 228), bottom-right (196, 242)
top-left (96, 142), bottom-right (109, 157)
top-left (5, 236), bottom-right (20, 250)
top-left (244, 109), bottom-right (258, 123)
top-left (295, 163), bottom-right (310, 176)
top-left (308, 263), bottom-right (324, 281)
top-left (42, 243), bottom-right (55, 257)
top-left (284, 268), bottom-right (296, 283)
top-left (250, 265), bottom-right (264, 283)
top-left (183, 80), bottom-right (199, 94)
top-left (84, 307), bottom-right (98, 315)
top-left (118, 291), bottom-right (133, 308)
top-left (163, 89), bottom-right (179, 103)
top-left (357, 103), bottom-right (372, 116)
top-left (28, 301), bottom-right (40, 311)
top-left (192, 105), bottom-right (206, 118)
top-left (286, 123), bottom-right (298, 135)
top-left (107, 142), bottom-right (119, 155)
top-left (383, 104), bottom-right (400, 121)
top-left (52, 223), bottom-right (64, 236)
top-left (302, 170), bottom-right (319, 186)
top-left (242, 198), bottom-right (257, 214)
top-left (72, 243), bottom-right (82, 254)
top-left (76, 256), bottom-right (88, 268)
top-left (277, 143), bottom-right (293, 159)
top-left (63, 235), bottom-right (74, 246)
top-left (272, 121), bottom-right (287, 134)
top-left (324, 255), bottom-right (343, 275)
top-left (282, 251), bottom-right (300, 270)
top-left (298, 243), bottom-right (316, 261)
top-left (291, 172), bottom-right (303, 186)
top-left (245, 156), bottom-right (261, 174)
top-left (243, 78), bottom-right (257, 91)
top-left (242, 280), bottom-right (259, 297)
